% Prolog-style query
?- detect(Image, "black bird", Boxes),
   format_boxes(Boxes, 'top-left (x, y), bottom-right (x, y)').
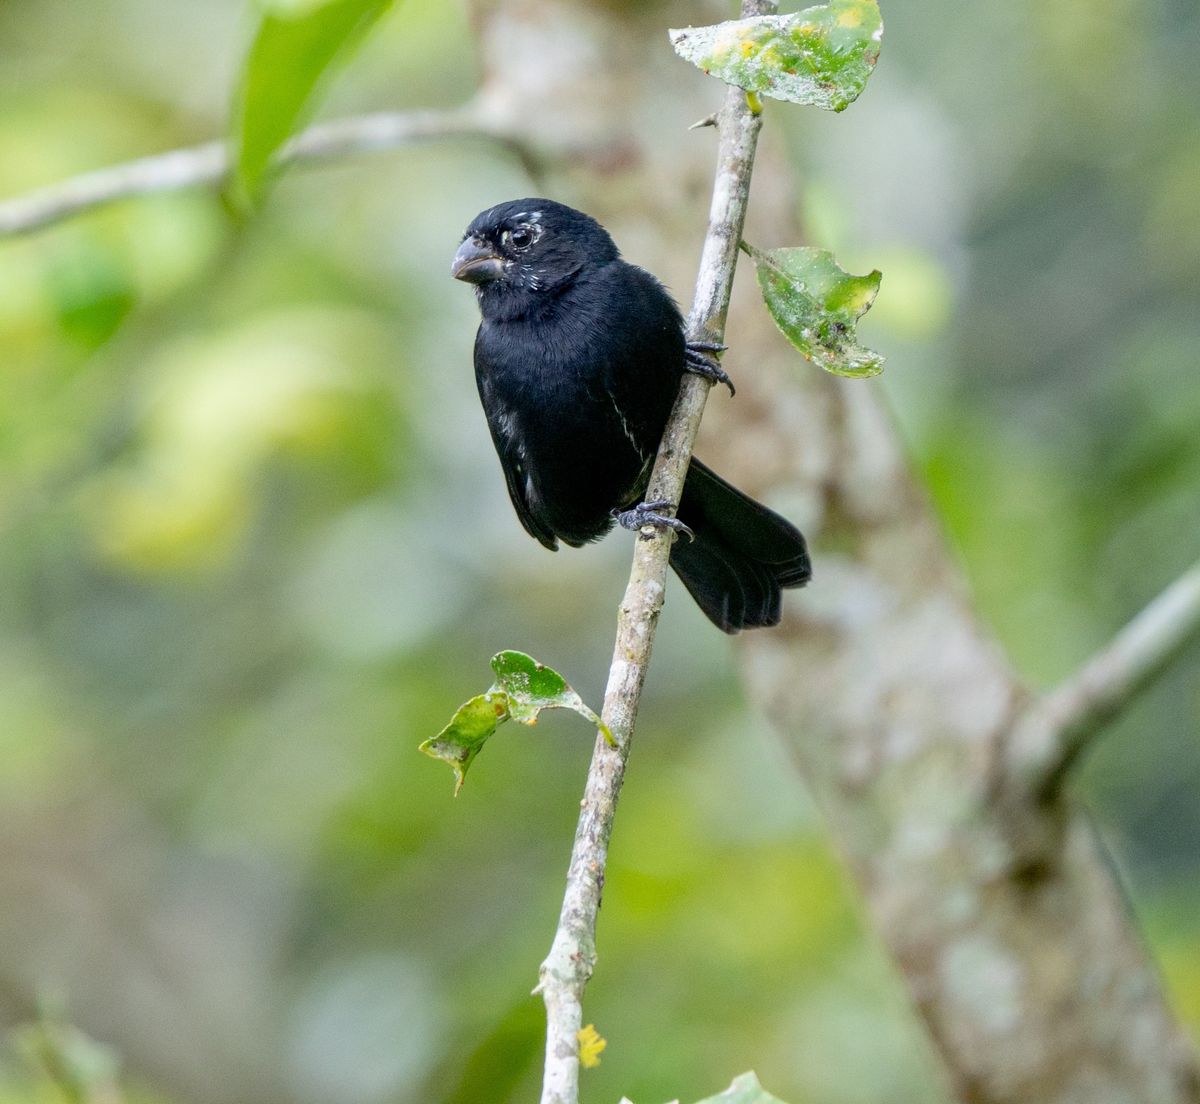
top-left (451, 198), bottom-right (811, 632)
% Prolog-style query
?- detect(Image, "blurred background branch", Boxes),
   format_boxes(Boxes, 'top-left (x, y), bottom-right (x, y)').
top-left (1009, 557), bottom-right (1200, 801)
top-left (0, 105), bottom-right (534, 237)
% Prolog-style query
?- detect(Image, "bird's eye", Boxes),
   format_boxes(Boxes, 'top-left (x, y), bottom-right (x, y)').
top-left (508, 226), bottom-right (534, 249)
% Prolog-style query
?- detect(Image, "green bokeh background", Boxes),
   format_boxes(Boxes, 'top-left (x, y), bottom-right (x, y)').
top-left (1, 1), bottom-right (1198, 1101)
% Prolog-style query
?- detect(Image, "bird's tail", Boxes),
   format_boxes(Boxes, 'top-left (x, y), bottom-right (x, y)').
top-left (669, 459), bottom-right (811, 633)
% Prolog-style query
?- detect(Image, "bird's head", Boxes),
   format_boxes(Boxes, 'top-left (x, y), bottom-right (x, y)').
top-left (452, 198), bottom-right (619, 317)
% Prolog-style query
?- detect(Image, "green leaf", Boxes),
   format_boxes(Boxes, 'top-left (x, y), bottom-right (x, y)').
top-left (420, 651), bottom-right (612, 795)
top-left (744, 243), bottom-right (884, 378)
top-left (229, 0), bottom-right (396, 210)
top-left (14, 1014), bottom-right (123, 1102)
top-left (489, 650), bottom-right (609, 737)
top-left (419, 692), bottom-right (509, 797)
top-left (669, 0), bottom-right (882, 112)
top-left (619, 1070), bottom-right (793, 1104)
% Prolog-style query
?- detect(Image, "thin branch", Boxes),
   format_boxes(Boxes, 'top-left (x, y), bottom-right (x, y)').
top-left (0, 106), bottom-right (533, 237)
top-left (1006, 557), bottom-right (1200, 799)
top-left (534, 7), bottom-right (775, 1103)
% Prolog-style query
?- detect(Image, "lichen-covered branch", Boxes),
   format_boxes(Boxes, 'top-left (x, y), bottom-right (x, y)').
top-left (534, 6), bottom-right (775, 1103)
top-left (0, 106), bottom-right (532, 236)
top-left (740, 368), bottom-right (1200, 1101)
top-left (1006, 557), bottom-right (1200, 799)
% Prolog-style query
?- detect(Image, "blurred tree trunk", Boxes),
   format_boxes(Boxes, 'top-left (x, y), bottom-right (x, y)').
top-left (469, 2), bottom-right (1200, 1102)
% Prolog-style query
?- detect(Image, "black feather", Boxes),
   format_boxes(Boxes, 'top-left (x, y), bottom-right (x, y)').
top-left (455, 197), bottom-right (811, 631)
top-left (671, 460), bottom-right (810, 633)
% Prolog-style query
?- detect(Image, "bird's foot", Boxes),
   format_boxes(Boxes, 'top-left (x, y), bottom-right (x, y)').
top-left (613, 500), bottom-right (695, 542)
top-left (685, 340), bottom-right (735, 396)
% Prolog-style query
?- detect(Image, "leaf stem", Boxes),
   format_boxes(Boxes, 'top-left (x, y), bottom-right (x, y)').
top-left (535, 5), bottom-right (778, 1103)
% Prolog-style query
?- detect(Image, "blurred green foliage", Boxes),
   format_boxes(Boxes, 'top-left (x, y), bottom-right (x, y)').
top-left (230, 0), bottom-right (398, 208)
top-left (0, 1), bottom-right (1197, 1103)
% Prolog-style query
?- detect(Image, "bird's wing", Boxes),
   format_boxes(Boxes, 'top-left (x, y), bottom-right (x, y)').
top-left (476, 373), bottom-right (559, 551)
top-left (593, 262), bottom-right (687, 455)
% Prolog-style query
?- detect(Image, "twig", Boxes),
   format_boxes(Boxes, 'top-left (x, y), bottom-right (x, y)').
top-left (0, 106), bottom-right (533, 237)
top-left (534, 5), bottom-right (776, 1102)
top-left (1006, 557), bottom-right (1200, 799)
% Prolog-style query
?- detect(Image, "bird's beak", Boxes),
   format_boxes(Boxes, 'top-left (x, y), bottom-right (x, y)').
top-left (451, 237), bottom-right (505, 284)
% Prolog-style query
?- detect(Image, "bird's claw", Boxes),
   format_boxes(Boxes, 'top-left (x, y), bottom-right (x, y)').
top-left (685, 341), bottom-right (735, 396)
top-left (613, 500), bottom-right (695, 542)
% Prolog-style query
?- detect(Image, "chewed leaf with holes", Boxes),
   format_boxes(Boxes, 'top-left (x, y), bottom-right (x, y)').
top-left (745, 243), bottom-right (884, 378)
top-left (419, 693), bottom-right (508, 797)
top-left (489, 650), bottom-right (609, 736)
top-left (619, 1070), bottom-right (792, 1104)
top-left (669, 0), bottom-right (882, 112)
top-left (420, 651), bottom-right (612, 794)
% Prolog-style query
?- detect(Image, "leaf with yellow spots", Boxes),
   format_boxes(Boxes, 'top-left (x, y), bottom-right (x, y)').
top-left (669, 0), bottom-right (882, 113)
top-left (743, 242), bottom-right (885, 378)
top-left (420, 651), bottom-right (612, 794)
top-left (577, 1023), bottom-right (607, 1070)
